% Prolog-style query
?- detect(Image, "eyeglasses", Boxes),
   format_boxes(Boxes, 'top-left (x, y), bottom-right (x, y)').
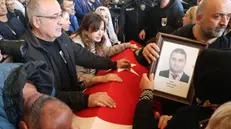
top-left (35, 13), bottom-right (63, 20)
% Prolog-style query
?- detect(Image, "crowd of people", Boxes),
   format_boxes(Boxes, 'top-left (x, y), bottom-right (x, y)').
top-left (1, 0), bottom-right (231, 129)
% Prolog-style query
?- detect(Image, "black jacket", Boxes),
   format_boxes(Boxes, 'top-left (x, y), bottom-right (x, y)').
top-left (7, 9), bottom-right (27, 28)
top-left (133, 99), bottom-right (213, 129)
top-left (143, 0), bottom-right (184, 40)
top-left (135, 24), bottom-right (231, 114)
top-left (133, 48), bottom-right (231, 129)
top-left (119, 0), bottom-right (154, 43)
top-left (136, 24), bottom-right (231, 67)
top-left (20, 28), bottom-right (117, 110)
top-left (0, 13), bottom-right (26, 40)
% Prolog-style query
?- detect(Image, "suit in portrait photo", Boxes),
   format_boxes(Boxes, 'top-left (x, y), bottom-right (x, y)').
top-left (159, 48), bottom-right (190, 83)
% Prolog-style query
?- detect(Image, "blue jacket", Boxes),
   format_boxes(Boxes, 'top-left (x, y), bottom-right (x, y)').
top-left (74, 0), bottom-right (96, 23)
top-left (0, 13), bottom-right (26, 40)
top-left (69, 15), bottom-right (79, 34)
top-left (0, 61), bottom-right (55, 129)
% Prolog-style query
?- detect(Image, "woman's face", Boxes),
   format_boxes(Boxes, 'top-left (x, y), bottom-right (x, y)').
top-left (182, 11), bottom-right (191, 26)
top-left (89, 21), bottom-right (105, 42)
top-left (100, 10), bottom-right (109, 25)
top-left (61, 12), bottom-right (71, 31)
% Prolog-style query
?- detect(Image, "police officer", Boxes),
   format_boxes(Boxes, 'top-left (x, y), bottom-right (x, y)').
top-left (119, 0), bottom-right (155, 45)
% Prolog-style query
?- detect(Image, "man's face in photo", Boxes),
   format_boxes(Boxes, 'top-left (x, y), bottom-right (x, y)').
top-left (169, 52), bottom-right (186, 74)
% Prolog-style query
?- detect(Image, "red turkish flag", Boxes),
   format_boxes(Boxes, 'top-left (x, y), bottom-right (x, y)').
top-left (74, 46), bottom-right (149, 128)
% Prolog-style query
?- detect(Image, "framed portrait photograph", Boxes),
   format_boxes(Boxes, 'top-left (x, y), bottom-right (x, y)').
top-left (149, 33), bottom-right (208, 105)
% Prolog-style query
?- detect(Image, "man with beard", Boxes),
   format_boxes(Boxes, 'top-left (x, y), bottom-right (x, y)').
top-left (136, 0), bottom-right (231, 65)
top-left (134, 0), bottom-right (231, 116)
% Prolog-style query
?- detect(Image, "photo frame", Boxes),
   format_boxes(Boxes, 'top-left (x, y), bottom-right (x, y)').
top-left (149, 33), bottom-right (208, 105)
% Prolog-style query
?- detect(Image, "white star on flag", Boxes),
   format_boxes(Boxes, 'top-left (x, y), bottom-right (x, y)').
top-left (117, 63), bottom-right (139, 76)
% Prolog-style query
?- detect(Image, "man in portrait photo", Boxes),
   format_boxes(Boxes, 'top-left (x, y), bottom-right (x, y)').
top-left (159, 48), bottom-right (190, 83)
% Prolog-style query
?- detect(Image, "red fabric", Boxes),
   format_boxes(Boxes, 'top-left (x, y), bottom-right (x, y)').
top-left (75, 49), bottom-right (148, 125)
top-left (130, 40), bottom-right (142, 47)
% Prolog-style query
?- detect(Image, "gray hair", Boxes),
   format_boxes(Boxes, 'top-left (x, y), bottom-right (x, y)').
top-left (26, 0), bottom-right (45, 24)
top-left (206, 101), bottom-right (231, 129)
top-left (25, 95), bottom-right (69, 129)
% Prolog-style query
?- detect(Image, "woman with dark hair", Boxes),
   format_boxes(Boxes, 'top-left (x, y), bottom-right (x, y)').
top-left (71, 12), bottom-right (138, 88)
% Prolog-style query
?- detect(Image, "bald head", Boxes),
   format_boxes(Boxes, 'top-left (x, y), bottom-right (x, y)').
top-left (195, 0), bottom-right (231, 40)
top-left (27, 0), bottom-right (61, 24)
top-left (27, 0), bottom-right (63, 41)
top-left (23, 95), bottom-right (73, 129)
top-left (40, 99), bottom-right (73, 129)
top-left (197, 0), bottom-right (231, 15)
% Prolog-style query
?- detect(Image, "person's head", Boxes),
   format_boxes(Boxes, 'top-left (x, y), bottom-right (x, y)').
top-left (61, 11), bottom-right (71, 31)
top-left (0, 0), bottom-right (7, 16)
top-left (61, 0), bottom-right (75, 16)
top-left (205, 101), bottom-right (231, 129)
top-left (95, 6), bottom-right (110, 25)
top-left (5, 0), bottom-right (15, 12)
top-left (195, 0), bottom-right (231, 39)
top-left (27, 0), bottom-right (63, 42)
top-left (169, 48), bottom-right (187, 74)
top-left (183, 6), bottom-right (197, 26)
top-left (19, 94), bottom-right (73, 129)
top-left (75, 12), bottom-right (106, 47)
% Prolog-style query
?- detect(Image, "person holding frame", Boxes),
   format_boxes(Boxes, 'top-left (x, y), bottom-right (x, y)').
top-left (134, 0), bottom-right (231, 114)
top-left (133, 48), bottom-right (231, 129)
top-left (148, 33), bottom-right (207, 110)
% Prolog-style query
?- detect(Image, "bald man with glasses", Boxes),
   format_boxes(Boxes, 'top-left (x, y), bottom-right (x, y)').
top-left (0, 0), bottom-right (131, 111)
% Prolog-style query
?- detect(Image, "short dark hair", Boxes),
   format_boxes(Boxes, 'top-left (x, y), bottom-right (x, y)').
top-left (24, 95), bottom-right (66, 129)
top-left (170, 48), bottom-right (187, 60)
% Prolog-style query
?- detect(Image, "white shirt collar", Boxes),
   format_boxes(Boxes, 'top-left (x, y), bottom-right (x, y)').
top-left (169, 70), bottom-right (184, 81)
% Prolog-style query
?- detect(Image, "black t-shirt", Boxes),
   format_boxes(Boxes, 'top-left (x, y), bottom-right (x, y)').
top-left (38, 38), bottom-right (72, 90)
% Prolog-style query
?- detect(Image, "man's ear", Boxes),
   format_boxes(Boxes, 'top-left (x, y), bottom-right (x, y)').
top-left (18, 121), bottom-right (28, 129)
top-left (32, 16), bottom-right (41, 28)
top-left (196, 14), bottom-right (202, 25)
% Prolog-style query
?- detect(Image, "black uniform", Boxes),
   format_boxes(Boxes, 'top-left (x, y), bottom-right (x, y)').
top-left (143, 0), bottom-right (184, 41)
top-left (119, 0), bottom-right (154, 45)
